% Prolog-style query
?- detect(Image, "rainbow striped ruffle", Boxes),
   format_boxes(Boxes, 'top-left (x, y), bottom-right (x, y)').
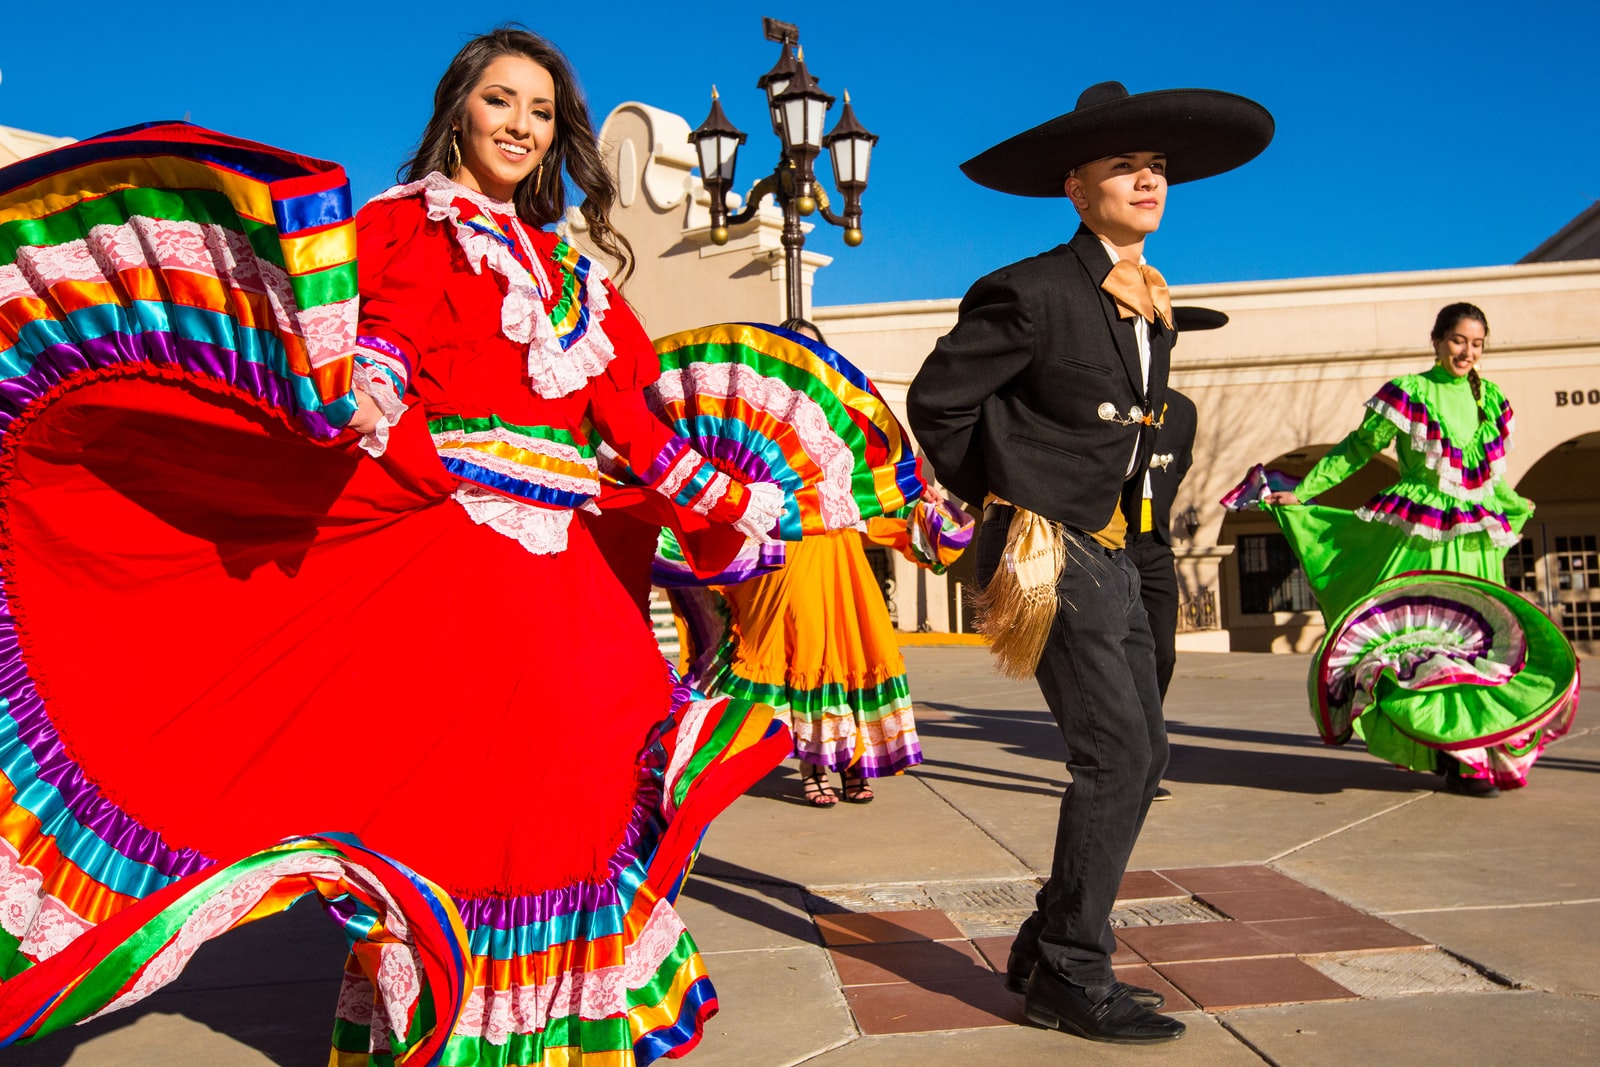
top-left (649, 323), bottom-right (925, 543)
top-left (0, 830), bottom-right (470, 1064)
top-left (0, 121), bottom-right (362, 436)
top-left (701, 660), bottom-right (920, 778)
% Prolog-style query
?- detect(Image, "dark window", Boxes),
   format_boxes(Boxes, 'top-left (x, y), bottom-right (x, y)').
top-left (1553, 534), bottom-right (1598, 594)
top-left (1505, 537), bottom-right (1538, 594)
top-left (1562, 600), bottom-right (1598, 643)
top-left (1236, 533), bottom-right (1317, 614)
top-left (1553, 534), bottom-right (1599, 643)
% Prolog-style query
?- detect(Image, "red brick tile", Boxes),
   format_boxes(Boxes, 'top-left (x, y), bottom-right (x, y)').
top-left (1117, 869), bottom-right (1186, 902)
top-left (814, 909), bottom-right (964, 947)
top-left (831, 939), bottom-right (992, 986)
top-left (971, 935), bottom-right (1014, 973)
top-left (1117, 921), bottom-right (1289, 964)
top-left (1113, 936), bottom-right (1145, 966)
top-left (1114, 963), bottom-right (1197, 1013)
top-left (1156, 865), bottom-right (1304, 894)
top-left (1198, 887), bottom-right (1361, 922)
top-left (845, 977), bottom-right (1028, 1034)
top-left (1155, 956), bottom-right (1356, 1010)
top-left (1247, 913), bottom-right (1431, 955)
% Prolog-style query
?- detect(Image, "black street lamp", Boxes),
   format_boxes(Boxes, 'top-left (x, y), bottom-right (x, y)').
top-left (688, 87), bottom-right (746, 247)
top-left (822, 91), bottom-right (878, 246)
top-left (687, 18), bottom-right (877, 329)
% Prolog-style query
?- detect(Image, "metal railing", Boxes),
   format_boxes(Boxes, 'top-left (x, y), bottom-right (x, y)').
top-left (1177, 589), bottom-right (1220, 633)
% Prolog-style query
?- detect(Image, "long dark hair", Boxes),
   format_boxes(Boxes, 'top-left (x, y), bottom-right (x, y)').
top-left (401, 27), bottom-right (633, 280)
top-left (1430, 302), bottom-right (1490, 422)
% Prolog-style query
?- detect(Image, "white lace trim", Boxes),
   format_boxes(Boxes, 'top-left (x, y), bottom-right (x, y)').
top-left (0, 837), bottom-right (92, 963)
top-left (429, 423), bottom-right (600, 498)
top-left (733, 481), bottom-right (786, 543)
top-left (1354, 505), bottom-right (1521, 548)
top-left (689, 470), bottom-right (735, 517)
top-left (441, 896), bottom-right (690, 1041)
top-left (655, 449), bottom-right (704, 501)
top-left (1366, 394), bottom-right (1513, 505)
top-left (368, 174), bottom-right (616, 399)
top-left (353, 364), bottom-right (407, 458)
top-left (453, 485), bottom-right (592, 556)
top-left (650, 363), bottom-right (863, 528)
top-left (1, 215), bottom-right (355, 375)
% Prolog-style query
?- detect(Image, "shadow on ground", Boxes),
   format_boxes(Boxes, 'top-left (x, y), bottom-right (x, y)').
top-left (911, 702), bottom-right (1427, 795)
top-left (4, 902), bottom-right (346, 1066)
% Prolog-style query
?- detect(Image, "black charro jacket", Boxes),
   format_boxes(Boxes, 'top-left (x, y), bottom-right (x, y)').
top-left (907, 225), bottom-right (1172, 533)
top-left (1146, 387), bottom-right (1196, 545)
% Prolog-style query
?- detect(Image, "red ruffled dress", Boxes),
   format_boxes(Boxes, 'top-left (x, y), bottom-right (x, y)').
top-left (0, 159), bottom-right (789, 1066)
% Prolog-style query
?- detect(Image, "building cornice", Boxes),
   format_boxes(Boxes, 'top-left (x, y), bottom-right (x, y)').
top-left (1175, 334), bottom-right (1600, 373)
top-left (815, 258), bottom-right (1600, 321)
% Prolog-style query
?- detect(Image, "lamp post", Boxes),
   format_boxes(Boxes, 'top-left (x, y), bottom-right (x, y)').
top-left (688, 18), bottom-right (878, 331)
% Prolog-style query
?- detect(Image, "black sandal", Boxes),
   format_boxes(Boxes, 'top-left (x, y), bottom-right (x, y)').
top-left (841, 772), bottom-right (875, 804)
top-left (801, 765), bottom-right (839, 808)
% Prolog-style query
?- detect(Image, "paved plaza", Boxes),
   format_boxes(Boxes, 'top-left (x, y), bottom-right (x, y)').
top-left (8, 646), bottom-right (1598, 1066)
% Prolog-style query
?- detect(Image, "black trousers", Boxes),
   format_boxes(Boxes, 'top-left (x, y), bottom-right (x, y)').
top-left (1124, 531), bottom-right (1178, 700)
top-left (977, 506), bottom-right (1168, 987)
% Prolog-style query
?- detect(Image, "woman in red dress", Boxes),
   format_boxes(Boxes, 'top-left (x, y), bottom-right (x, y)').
top-left (0, 27), bottom-right (791, 1066)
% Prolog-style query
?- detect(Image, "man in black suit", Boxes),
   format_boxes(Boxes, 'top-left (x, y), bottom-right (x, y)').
top-left (908, 83), bottom-right (1271, 1045)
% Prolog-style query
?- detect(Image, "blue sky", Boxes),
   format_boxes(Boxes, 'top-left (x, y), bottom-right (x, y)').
top-left (3, 0), bottom-right (1596, 306)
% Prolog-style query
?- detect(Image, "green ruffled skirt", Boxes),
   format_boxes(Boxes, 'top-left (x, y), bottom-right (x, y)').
top-left (1266, 505), bottom-right (1578, 788)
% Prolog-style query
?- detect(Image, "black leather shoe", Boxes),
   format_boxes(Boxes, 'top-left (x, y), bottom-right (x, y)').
top-left (1024, 965), bottom-right (1185, 1044)
top-left (1152, 785), bottom-right (1174, 801)
top-left (1005, 947), bottom-right (1164, 1007)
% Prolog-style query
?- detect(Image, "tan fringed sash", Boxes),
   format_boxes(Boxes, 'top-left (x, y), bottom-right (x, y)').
top-left (974, 502), bottom-right (1065, 679)
top-left (977, 496), bottom-right (1132, 678)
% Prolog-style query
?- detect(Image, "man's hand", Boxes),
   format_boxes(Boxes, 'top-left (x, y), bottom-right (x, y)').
top-left (1262, 490), bottom-right (1299, 506)
top-left (347, 388), bottom-right (384, 436)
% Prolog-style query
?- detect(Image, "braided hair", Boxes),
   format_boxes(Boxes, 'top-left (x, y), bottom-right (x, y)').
top-left (1431, 302), bottom-right (1490, 424)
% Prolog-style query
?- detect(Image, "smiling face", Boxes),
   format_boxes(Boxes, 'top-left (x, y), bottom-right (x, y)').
top-left (1433, 315), bottom-right (1486, 378)
top-left (453, 54), bottom-right (556, 202)
top-left (1064, 152), bottom-right (1168, 246)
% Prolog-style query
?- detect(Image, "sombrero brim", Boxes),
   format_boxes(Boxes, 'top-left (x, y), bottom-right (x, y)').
top-left (960, 88), bottom-right (1274, 197)
top-left (1173, 306), bottom-right (1229, 333)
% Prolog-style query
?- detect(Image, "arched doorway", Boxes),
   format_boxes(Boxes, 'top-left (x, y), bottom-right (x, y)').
top-left (1514, 431), bottom-right (1600, 656)
top-left (1217, 444), bottom-right (1398, 652)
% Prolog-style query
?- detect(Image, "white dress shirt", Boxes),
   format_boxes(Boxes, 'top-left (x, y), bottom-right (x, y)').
top-left (1099, 238), bottom-right (1154, 494)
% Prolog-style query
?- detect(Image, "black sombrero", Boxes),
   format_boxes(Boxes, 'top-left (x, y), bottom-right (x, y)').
top-left (1173, 306), bottom-right (1229, 333)
top-left (961, 81), bottom-right (1274, 197)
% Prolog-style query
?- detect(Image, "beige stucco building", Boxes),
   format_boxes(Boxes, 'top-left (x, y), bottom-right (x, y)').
top-left (0, 123), bottom-right (73, 167)
top-left (580, 102), bottom-right (1600, 657)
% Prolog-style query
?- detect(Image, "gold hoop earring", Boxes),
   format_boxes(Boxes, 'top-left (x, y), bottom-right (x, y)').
top-left (534, 160), bottom-right (544, 195)
top-left (447, 132), bottom-right (461, 175)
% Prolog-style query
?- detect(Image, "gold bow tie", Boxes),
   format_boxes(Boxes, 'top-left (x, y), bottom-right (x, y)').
top-left (1102, 259), bottom-right (1172, 329)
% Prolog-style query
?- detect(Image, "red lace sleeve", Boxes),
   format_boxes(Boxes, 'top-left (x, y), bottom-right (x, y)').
top-left (355, 197), bottom-right (444, 399)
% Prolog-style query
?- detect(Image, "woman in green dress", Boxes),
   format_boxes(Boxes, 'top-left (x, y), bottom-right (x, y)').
top-left (1232, 303), bottom-right (1578, 797)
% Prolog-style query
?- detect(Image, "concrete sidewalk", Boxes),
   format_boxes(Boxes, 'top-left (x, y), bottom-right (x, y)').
top-left (9, 648), bottom-right (1598, 1065)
